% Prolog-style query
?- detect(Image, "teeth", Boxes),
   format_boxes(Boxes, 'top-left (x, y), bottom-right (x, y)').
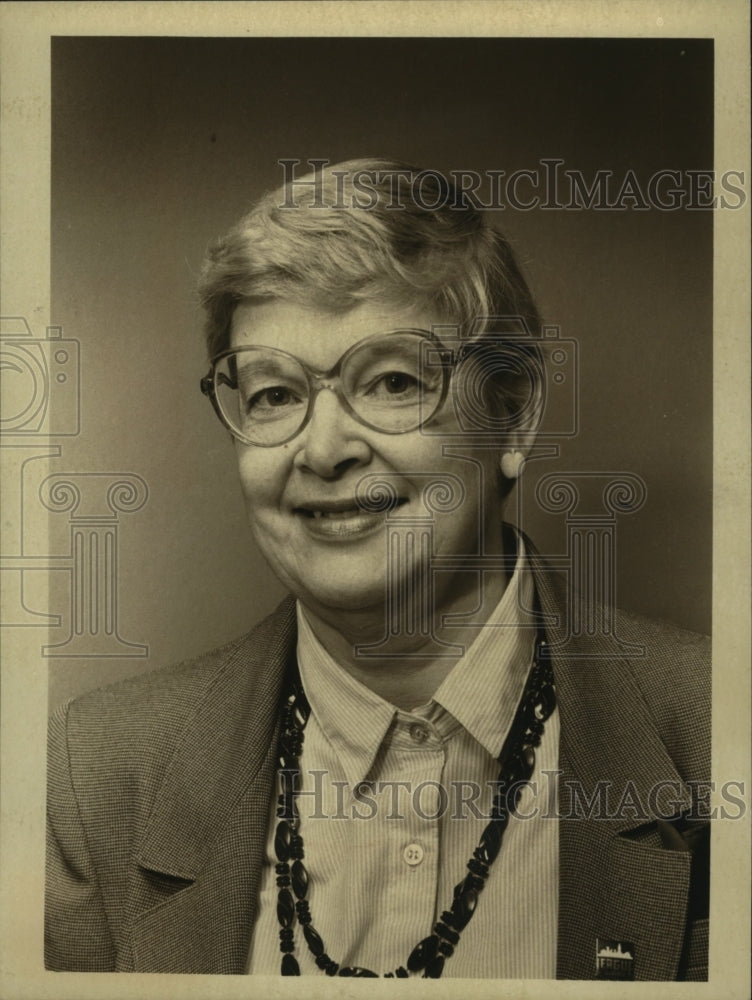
top-left (310, 508), bottom-right (361, 520)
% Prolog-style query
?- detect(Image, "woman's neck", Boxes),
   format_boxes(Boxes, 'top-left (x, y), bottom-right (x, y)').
top-left (300, 565), bottom-right (511, 711)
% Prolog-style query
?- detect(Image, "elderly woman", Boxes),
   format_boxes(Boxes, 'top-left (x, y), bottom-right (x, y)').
top-left (46, 160), bottom-right (710, 981)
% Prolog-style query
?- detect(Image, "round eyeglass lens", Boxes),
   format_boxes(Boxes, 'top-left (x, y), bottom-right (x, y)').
top-left (341, 333), bottom-right (445, 432)
top-left (213, 348), bottom-right (310, 445)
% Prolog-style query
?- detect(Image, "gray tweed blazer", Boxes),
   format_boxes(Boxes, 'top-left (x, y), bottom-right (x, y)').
top-left (46, 545), bottom-right (710, 979)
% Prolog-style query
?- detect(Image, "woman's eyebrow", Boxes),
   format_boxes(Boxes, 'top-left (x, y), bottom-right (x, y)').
top-left (235, 356), bottom-right (302, 380)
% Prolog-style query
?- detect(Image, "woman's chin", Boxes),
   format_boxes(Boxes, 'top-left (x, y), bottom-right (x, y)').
top-left (299, 583), bottom-right (386, 616)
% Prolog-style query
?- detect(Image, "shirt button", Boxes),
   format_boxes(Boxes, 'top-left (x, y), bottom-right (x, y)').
top-left (409, 724), bottom-right (429, 743)
top-left (403, 843), bottom-right (424, 866)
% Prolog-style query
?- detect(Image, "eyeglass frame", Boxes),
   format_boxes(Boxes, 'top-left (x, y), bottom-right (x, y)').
top-left (199, 328), bottom-right (472, 447)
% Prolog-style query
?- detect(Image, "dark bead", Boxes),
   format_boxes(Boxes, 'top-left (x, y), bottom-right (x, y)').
top-left (507, 783), bottom-right (525, 813)
top-left (434, 922), bottom-right (459, 946)
top-left (535, 683), bottom-right (556, 720)
top-left (275, 875), bottom-right (291, 888)
top-left (315, 954), bottom-right (331, 970)
top-left (467, 858), bottom-right (489, 879)
top-left (438, 941), bottom-right (454, 958)
top-left (505, 750), bottom-right (533, 786)
top-left (324, 961), bottom-right (340, 976)
top-left (519, 746), bottom-right (535, 778)
top-left (291, 859), bottom-right (308, 899)
top-left (451, 886), bottom-right (478, 930)
top-left (395, 967), bottom-right (409, 978)
top-left (279, 927), bottom-right (293, 944)
top-left (279, 794), bottom-right (296, 818)
top-left (274, 821), bottom-right (291, 862)
top-left (276, 888), bottom-right (295, 928)
top-left (276, 801), bottom-right (295, 822)
top-left (281, 953), bottom-right (300, 976)
top-left (477, 820), bottom-right (503, 864)
top-left (491, 800), bottom-right (510, 826)
top-left (275, 861), bottom-right (289, 875)
top-left (290, 834), bottom-right (304, 858)
top-left (302, 922), bottom-right (325, 957)
top-left (339, 967), bottom-right (378, 977)
top-left (407, 934), bottom-right (438, 972)
top-left (424, 954), bottom-right (445, 978)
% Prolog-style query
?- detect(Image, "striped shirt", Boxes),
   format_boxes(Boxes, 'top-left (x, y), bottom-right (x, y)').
top-left (246, 536), bottom-right (559, 977)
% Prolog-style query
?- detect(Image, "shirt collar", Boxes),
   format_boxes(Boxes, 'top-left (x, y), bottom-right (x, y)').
top-left (296, 608), bottom-right (397, 789)
top-left (431, 532), bottom-right (537, 759)
top-left (296, 530), bottom-right (536, 786)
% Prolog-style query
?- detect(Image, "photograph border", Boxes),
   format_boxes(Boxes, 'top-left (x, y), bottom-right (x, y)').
top-left (1, 3), bottom-right (749, 999)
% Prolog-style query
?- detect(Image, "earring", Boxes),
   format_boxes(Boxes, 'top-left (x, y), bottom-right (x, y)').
top-left (500, 451), bottom-right (525, 479)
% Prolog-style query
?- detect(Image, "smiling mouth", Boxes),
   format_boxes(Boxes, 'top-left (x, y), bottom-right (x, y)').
top-left (293, 497), bottom-right (407, 534)
top-left (306, 508), bottom-right (368, 521)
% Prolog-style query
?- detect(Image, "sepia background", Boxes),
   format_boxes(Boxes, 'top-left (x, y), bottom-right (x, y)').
top-left (48, 36), bottom-right (713, 707)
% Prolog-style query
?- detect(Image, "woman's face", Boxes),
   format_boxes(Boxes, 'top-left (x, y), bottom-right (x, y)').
top-left (230, 299), bottom-right (509, 619)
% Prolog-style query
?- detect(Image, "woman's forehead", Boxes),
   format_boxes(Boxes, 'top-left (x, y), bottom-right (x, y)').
top-left (229, 299), bottom-right (444, 364)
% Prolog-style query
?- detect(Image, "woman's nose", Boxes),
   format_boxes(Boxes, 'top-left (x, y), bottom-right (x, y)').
top-left (292, 387), bottom-right (372, 478)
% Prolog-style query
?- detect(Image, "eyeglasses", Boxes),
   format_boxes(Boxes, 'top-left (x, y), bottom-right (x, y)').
top-left (200, 329), bottom-right (458, 447)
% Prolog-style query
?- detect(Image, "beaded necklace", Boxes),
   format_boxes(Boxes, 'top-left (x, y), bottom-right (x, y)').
top-left (273, 634), bottom-right (556, 978)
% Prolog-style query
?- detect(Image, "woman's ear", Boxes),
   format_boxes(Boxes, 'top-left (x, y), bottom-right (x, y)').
top-left (500, 450), bottom-right (526, 479)
top-left (499, 376), bottom-right (542, 480)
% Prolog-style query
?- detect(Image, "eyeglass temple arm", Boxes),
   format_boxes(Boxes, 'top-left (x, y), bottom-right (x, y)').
top-left (200, 371), bottom-right (237, 396)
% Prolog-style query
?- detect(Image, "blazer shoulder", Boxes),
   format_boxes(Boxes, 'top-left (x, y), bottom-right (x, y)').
top-left (47, 597), bottom-right (296, 921)
top-left (530, 548), bottom-right (710, 780)
top-left (613, 604), bottom-right (710, 693)
top-left (51, 596), bottom-right (297, 775)
top-left (613, 606), bottom-right (711, 781)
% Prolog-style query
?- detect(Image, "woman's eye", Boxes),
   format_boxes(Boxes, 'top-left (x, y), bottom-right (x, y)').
top-left (374, 371), bottom-right (419, 396)
top-left (247, 386), bottom-right (299, 412)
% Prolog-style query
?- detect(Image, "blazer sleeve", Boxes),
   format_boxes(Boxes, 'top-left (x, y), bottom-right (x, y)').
top-left (45, 704), bottom-right (116, 971)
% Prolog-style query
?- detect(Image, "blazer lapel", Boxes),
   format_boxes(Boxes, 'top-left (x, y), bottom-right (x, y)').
top-left (530, 558), bottom-right (695, 981)
top-left (127, 599), bottom-right (297, 973)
